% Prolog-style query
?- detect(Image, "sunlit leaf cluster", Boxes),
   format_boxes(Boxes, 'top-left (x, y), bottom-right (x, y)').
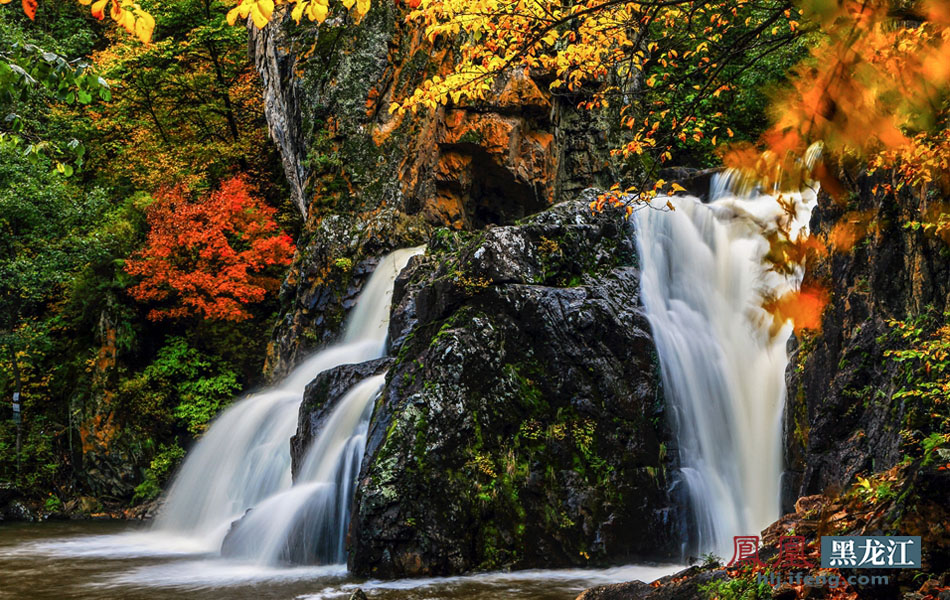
top-left (224, 0), bottom-right (370, 27)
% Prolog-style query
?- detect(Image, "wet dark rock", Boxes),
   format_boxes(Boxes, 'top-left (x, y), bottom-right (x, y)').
top-left (80, 456), bottom-right (137, 501)
top-left (122, 498), bottom-right (159, 520)
top-left (657, 167), bottom-right (722, 200)
top-left (575, 580), bottom-right (653, 600)
top-left (348, 199), bottom-right (680, 577)
top-left (220, 507), bottom-right (255, 557)
top-left (575, 567), bottom-right (726, 599)
top-left (772, 585), bottom-right (799, 600)
top-left (783, 176), bottom-right (950, 508)
top-left (292, 358), bottom-right (393, 481)
top-left (0, 499), bottom-right (37, 522)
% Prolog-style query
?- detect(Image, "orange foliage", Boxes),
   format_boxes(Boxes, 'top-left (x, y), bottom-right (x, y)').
top-left (764, 283), bottom-right (830, 336)
top-left (724, 0), bottom-right (950, 190)
top-left (125, 176), bottom-right (294, 322)
top-left (827, 210), bottom-right (877, 253)
top-left (20, 0), bottom-right (36, 19)
top-left (727, 0), bottom-right (950, 332)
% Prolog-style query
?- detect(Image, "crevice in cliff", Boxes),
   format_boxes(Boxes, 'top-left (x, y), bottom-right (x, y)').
top-left (435, 143), bottom-right (549, 229)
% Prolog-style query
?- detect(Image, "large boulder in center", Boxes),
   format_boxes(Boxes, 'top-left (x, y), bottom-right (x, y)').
top-left (348, 198), bottom-right (682, 577)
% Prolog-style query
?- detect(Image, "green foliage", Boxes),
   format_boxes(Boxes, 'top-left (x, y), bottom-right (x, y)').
top-left (884, 311), bottom-right (950, 458)
top-left (0, 147), bottom-right (115, 355)
top-left (699, 576), bottom-right (772, 600)
top-left (133, 442), bottom-right (185, 503)
top-left (44, 494), bottom-right (63, 513)
top-left (87, 0), bottom-right (274, 194)
top-left (126, 337), bottom-right (242, 436)
top-left (333, 257), bottom-right (353, 272)
top-left (700, 552), bottom-right (723, 568)
top-left (646, 11), bottom-right (812, 167)
top-left (886, 312), bottom-right (950, 404)
top-left (919, 432), bottom-right (950, 468)
top-left (0, 410), bottom-right (65, 492)
top-left (0, 6), bottom-right (103, 172)
top-left (0, 0), bottom-right (286, 510)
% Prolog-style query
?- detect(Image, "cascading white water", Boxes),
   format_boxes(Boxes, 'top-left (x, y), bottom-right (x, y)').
top-left (635, 170), bottom-right (818, 557)
top-left (221, 374), bottom-right (386, 564)
top-left (153, 246), bottom-right (424, 558)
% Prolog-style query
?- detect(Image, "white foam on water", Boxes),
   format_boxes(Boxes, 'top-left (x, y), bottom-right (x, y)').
top-left (635, 158), bottom-right (819, 556)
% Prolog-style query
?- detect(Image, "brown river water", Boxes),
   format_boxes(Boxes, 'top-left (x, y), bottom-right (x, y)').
top-left (0, 521), bottom-right (680, 600)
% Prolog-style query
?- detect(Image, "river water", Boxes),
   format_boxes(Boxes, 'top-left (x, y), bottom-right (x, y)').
top-left (0, 521), bottom-right (680, 599)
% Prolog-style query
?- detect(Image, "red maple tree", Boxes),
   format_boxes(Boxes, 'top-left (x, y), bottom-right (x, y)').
top-left (125, 176), bottom-right (294, 322)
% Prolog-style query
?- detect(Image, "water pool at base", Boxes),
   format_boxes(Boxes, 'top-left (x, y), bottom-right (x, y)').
top-left (0, 521), bottom-right (681, 600)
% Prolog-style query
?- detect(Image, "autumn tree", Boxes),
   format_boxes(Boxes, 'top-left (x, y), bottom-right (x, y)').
top-left (83, 0), bottom-right (274, 192)
top-left (6, 0), bottom-right (947, 191)
top-left (125, 176), bottom-right (294, 322)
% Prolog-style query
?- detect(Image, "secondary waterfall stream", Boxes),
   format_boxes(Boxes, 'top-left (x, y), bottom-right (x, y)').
top-left (153, 246), bottom-right (423, 562)
top-left (636, 169), bottom-right (818, 557)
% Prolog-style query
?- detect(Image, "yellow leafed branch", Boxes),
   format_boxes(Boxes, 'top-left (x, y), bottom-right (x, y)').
top-left (227, 0), bottom-right (370, 28)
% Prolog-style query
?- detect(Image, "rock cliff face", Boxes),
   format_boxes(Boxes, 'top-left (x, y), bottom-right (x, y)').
top-left (249, 3), bottom-right (616, 377)
top-left (347, 200), bottom-right (680, 577)
top-left (783, 177), bottom-right (950, 508)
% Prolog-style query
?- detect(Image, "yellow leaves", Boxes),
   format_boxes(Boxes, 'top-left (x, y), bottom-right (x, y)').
top-left (250, 0), bottom-right (273, 27)
top-left (290, 0), bottom-right (329, 24)
top-left (355, 0), bottom-right (370, 20)
top-left (87, 0), bottom-right (113, 18)
top-left (79, 0), bottom-right (154, 42)
top-left (133, 7), bottom-right (155, 43)
top-left (227, 0), bottom-right (370, 28)
top-left (276, 0), bottom-right (950, 206)
top-left (90, 0), bottom-right (109, 19)
top-left (226, 5), bottom-right (242, 25)
top-left (227, 0), bottom-right (274, 27)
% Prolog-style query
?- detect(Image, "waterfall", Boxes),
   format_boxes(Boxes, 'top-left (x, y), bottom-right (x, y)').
top-left (153, 246), bottom-right (424, 560)
top-left (220, 374), bottom-right (386, 564)
top-left (635, 171), bottom-right (818, 557)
